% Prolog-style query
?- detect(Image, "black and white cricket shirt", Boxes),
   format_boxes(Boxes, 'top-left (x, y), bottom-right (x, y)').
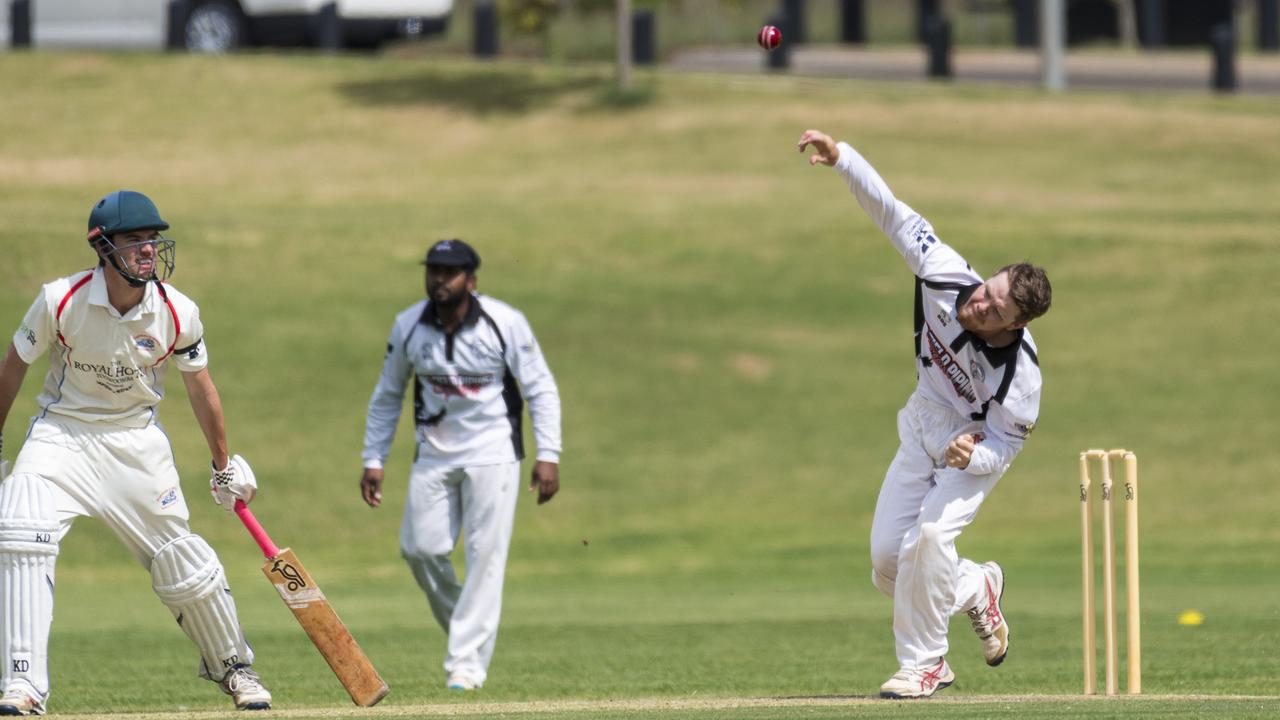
top-left (834, 142), bottom-right (1042, 476)
top-left (362, 294), bottom-right (561, 470)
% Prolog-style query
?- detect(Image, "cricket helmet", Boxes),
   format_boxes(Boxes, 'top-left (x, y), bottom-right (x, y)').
top-left (87, 190), bottom-right (176, 286)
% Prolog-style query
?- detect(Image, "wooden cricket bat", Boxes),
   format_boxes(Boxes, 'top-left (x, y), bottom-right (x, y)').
top-left (234, 500), bottom-right (389, 707)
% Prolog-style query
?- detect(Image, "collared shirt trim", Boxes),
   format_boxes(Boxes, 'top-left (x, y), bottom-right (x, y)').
top-left (418, 294), bottom-right (483, 330)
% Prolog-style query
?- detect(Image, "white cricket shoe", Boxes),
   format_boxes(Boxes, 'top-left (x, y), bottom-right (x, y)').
top-left (446, 673), bottom-right (481, 691)
top-left (967, 561), bottom-right (1009, 666)
top-left (219, 666), bottom-right (272, 710)
top-left (879, 658), bottom-right (954, 699)
top-left (0, 686), bottom-right (43, 715)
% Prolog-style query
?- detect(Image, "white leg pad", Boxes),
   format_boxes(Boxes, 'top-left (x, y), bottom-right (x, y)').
top-left (0, 474), bottom-right (59, 700)
top-left (150, 534), bottom-right (253, 681)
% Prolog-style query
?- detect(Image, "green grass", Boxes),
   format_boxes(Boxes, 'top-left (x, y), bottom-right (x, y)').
top-left (1, 51), bottom-right (1279, 718)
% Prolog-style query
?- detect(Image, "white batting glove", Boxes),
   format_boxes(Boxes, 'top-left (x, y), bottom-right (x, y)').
top-left (209, 454), bottom-right (257, 511)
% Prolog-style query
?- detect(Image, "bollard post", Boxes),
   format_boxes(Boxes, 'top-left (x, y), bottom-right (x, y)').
top-left (839, 0), bottom-right (864, 44)
top-left (783, 0), bottom-right (806, 44)
top-left (924, 15), bottom-right (952, 79)
top-left (632, 8), bottom-right (654, 65)
top-left (1012, 0), bottom-right (1038, 47)
top-left (10, 0), bottom-right (31, 47)
top-left (166, 1), bottom-right (191, 50)
top-left (915, 0), bottom-right (940, 43)
top-left (474, 2), bottom-right (498, 58)
top-left (1210, 22), bottom-right (1236, 92)
top-left (1259, 0), bottom-right (1279, 53)
top-left (1136, 0), bottom-right (1165, 48)
top-left (317, 2), bottom-right (342, 52)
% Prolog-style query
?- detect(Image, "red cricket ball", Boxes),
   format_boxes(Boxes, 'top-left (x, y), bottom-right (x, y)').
top-left (757, 25), bottom-right (782, 51)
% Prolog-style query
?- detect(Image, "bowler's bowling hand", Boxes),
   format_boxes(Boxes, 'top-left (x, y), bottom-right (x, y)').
top-left (530, 461), bottom-right (559, 505)
top-left (798, 129), bottom-right (840, 166)
top-left (945, 433), bottom-right (978, 469)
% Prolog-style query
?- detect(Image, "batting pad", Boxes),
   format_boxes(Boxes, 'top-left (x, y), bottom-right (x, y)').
top-left (151, 534), bottom-right (254, 681)
top-left (0, 474), bottom-right (60, 698)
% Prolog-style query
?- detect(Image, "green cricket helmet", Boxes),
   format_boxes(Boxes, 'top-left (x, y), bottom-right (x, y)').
top-left (87, 190), bottom-right (175, 286)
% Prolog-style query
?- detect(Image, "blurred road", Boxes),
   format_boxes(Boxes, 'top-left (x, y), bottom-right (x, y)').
top-left (668, 46), bottom-right (1280, 94)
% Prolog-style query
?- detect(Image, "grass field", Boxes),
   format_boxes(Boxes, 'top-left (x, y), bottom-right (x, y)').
top-left (1, 49), bottom-right (1279, 718)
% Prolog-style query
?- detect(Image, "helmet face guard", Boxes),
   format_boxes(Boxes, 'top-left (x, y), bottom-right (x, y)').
top-left (89, 226), bottom-right (176, 287)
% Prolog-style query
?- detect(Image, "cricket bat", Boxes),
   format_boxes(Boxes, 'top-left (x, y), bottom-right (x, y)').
top-left (234, 500), bottom-right (389, 707)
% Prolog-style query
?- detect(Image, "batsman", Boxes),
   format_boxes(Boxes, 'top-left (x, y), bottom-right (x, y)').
top-left (798, 131), bottom-right (1052, 698)
top-left (0, 191), bottom-right (271, 713)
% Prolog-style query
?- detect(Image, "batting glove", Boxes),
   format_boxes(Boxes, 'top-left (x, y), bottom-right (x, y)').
top-left (210, 454), bottom-right (257, 511)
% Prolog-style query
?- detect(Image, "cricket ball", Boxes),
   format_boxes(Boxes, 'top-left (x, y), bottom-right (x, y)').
top-left (757, 25), bottom-right (782, 52)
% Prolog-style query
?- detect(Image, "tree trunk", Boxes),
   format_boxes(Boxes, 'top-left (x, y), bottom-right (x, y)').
top-left (616, 0), bottom-right (633, 91)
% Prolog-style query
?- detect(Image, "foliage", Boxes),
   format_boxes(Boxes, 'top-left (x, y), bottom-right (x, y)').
top-left (500, 0), bottom-right (562, 34)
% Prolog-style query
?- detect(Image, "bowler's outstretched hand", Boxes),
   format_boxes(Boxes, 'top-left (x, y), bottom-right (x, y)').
top-left (798, 130), bottom-right (840, 166)
top-left (530, 461), bottom-right (559, 505)
top-left (361, 468), bottom-right (384, 508)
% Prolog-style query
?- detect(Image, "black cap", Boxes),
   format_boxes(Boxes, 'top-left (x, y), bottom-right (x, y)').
top-left (422, 239), bottom-right (480, 271)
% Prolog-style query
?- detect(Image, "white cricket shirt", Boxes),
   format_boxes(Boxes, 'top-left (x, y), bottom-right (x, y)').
top-left (363, 294), bottom-right (561, 470)
top-left (835, 142), bottom-right (1042, 476)
top-left (12, 267), bottom-right (207, 428)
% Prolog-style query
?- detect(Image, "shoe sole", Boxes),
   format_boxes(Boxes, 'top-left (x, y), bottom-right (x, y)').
top-left (239, 701), bottom-right (271, 711)
top-left (987, 561), bottom-right (1009, 667)
top-left (879, 679), bottom-right (954, 699)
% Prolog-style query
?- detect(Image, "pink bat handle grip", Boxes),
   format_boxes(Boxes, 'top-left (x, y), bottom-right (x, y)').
top-left (234, 500), bottom-right (280, 559)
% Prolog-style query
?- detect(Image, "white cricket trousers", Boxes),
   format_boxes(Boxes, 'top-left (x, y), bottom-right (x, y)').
top-left (1, 414), bottom-right (252, 702)
top-left (869, 391), bottom-right (1007, 669)
top-left (399, 459), bottom-right (520, 685)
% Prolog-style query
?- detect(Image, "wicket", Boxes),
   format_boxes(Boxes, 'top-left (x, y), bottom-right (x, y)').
top-left (1078, 449), bottom-right (1141, 695)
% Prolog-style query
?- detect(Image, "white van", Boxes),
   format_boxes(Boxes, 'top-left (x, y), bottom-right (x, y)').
top-left (2, 0), bottom-right (452, 52)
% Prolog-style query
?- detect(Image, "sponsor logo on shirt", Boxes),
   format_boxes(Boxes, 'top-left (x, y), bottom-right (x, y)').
top-left (925, 328), bottom-right (977, 403)
top-left (19, 323), bottom-right (36, 346)
top-left (72, 360), bottom-right (143, 394)
top-left (427, 373), bottom-right (493, 398)
top-left (134, 334), bottom-right (159, 351)
top-left (186, 343), bottom-right (202, 360)
top-left (969, 360), bottom-right (986, 383)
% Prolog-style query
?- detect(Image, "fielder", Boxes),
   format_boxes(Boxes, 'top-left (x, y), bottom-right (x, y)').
top-left (797, 131), bottom-right (1052, 698)
top-left (0, 191), bottom-right (271, 714)
top-left (360, 239), bottom-right (561, 691)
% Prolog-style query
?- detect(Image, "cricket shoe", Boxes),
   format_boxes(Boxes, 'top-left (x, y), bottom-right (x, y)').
top-left (967, 560), bottom-right (1009, 666)
top-left (879, 658), bottom-right (954, 699)
top-left (219, 666), bottom-right (272, 710)
top-left (0, 686), bottom-right (44, 715)
top-left (446, 673), bottom-right (481, 691)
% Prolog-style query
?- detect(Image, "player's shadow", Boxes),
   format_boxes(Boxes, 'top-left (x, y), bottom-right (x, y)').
top-left (336, 67), bottom-right (603, 115)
